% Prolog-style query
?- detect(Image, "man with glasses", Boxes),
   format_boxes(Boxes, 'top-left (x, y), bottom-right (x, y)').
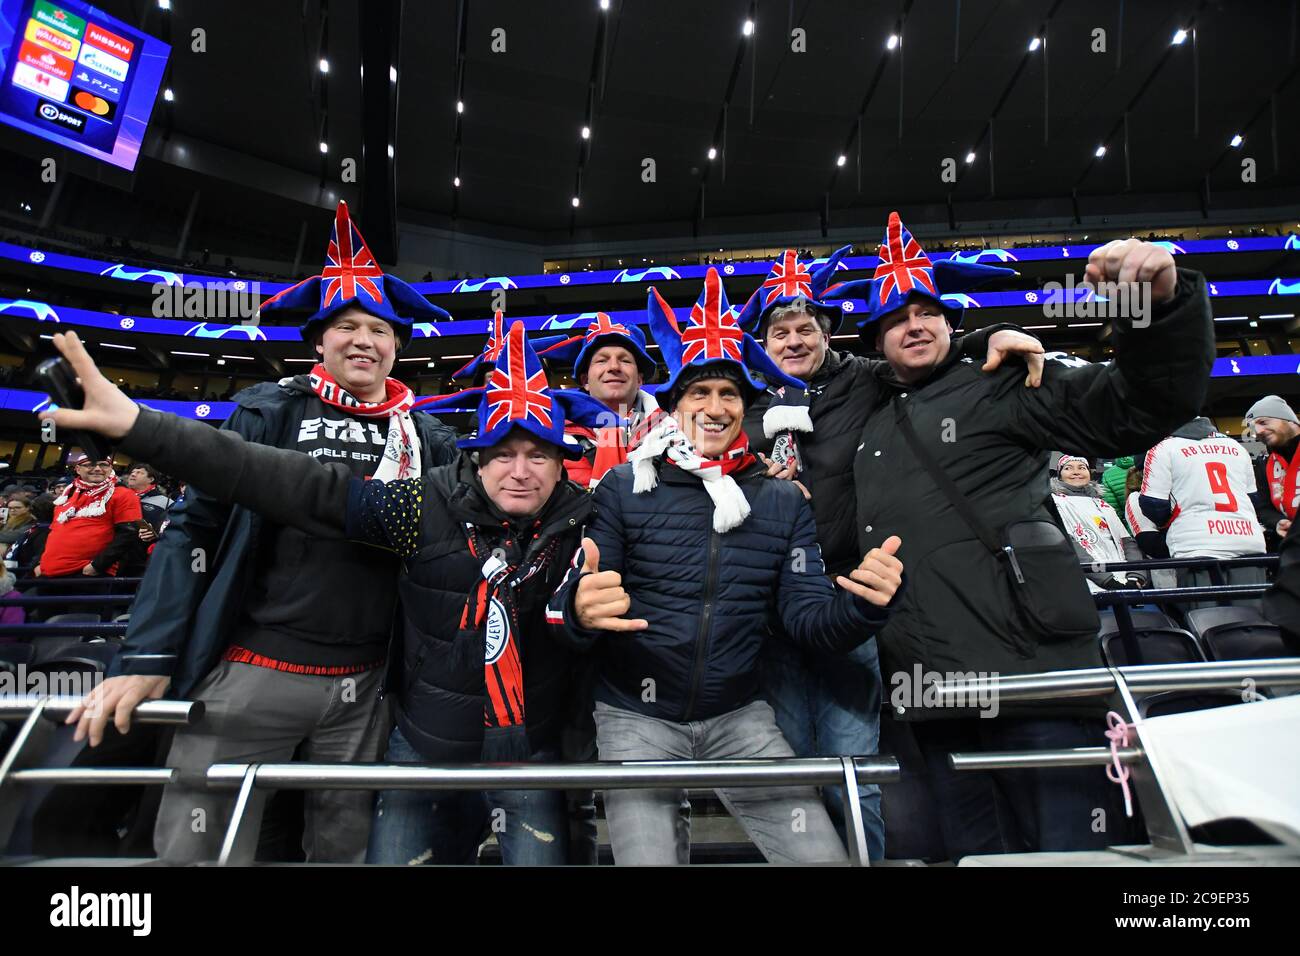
top-left (35, 451), bottom-right (142, 580)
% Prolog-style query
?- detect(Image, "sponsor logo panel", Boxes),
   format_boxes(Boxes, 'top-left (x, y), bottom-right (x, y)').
top-left (76, 44), bottom-right (129, 83)
top-left (12, 61), bottom-right (69, 101)
top-left (34, 98), bottom-right (86, 134)
top-left (24, 19), bottom-right (79, 58)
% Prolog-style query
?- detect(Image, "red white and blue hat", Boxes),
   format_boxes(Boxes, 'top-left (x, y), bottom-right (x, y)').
top-left (825, 211), bottom-right (1014, 337)
top-left (418, 320), bottom-right (614, 460)
top-left (646, 267), bottom-right (807, 411)
top-left (452, 310), bottom-right (570, 383)
top-left (736, 245), bottom-right (854, 335)
top-left (259, 201), bottom-right (448, 347)
top-left (536, 312), bottom-right (657, 379)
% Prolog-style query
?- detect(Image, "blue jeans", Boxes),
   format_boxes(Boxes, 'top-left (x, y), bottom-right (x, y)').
top-left (365, 725), bottom-right (568, 865)
top-left (760, 636), bottom-right (885, 860)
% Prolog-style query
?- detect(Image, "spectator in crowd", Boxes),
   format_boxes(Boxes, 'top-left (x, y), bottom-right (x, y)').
top-left (0, 566), bottom-right (22, 639)
top-left (0, 492), bottom-right (35, 547)
top-left (1139, 416), bottom-right (1267, 607)
top-left (1243, 396), bottom-right (1300, 550)
top-left (821, 215), bottom-right (1213, 859)
top-left (124, 463), bottom-right (172, 544)
top-left (1099, 455), bottom-right (1136, 513)
top-left (551, 269), bottom-right (905, 865)
top-left (538, 313), bottom-right (662, 489)
top-left (6, 493), bottom-right (54, 572)
top-left (1050, 455), bottom-right (1146, 592)
top-left (46, 321), bottom-right (607, 866)
top-left (738, 246), bottom-right (1042, 860)
top-left (35, 453), bottom-right (142, 579)
top-left (65, 202), bottom-right (459, 865)
top-left (1124, 467), bottom-right (1178, 590)
top-left (48, 475), bottom-right (71, 499)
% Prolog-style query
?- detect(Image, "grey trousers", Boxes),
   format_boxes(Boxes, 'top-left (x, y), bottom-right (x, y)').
top-left (593, 698), bottom-right (849, 865)
top-left (153, 659), bottom-right (390, 864)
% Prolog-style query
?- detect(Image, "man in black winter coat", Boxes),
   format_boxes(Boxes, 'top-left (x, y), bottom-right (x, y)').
top-left (550, 269), bottom-right (905, 865)
top-left (835, 217), bottom-right (1215, 860)
top-left (740, 247), bottom-right (1042, 860)
top-left (66, 203), bottom-right (460, 864)
top-left (49, 320), bottom-right (609, 866)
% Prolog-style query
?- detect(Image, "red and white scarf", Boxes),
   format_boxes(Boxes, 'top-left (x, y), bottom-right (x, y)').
top-left (54, 476), bottom-right (117, 523)
top-left (628, 416), bottom-right (756, 532)
top-left (298, 364), bottom-right (421, 482)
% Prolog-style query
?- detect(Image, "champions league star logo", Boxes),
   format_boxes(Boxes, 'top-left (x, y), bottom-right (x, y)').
top-left (451, 276), bottom-right (518, 293)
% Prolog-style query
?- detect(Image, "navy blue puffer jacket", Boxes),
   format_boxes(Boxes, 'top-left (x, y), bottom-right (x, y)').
top-left (552, 457), bottom-right (898, 721)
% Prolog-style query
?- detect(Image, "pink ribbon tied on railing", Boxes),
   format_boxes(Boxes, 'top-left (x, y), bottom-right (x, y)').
top-left (1104, 710), bottom-right (1134, 818)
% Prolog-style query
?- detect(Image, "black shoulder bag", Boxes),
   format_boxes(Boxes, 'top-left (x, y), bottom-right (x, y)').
top-left (893, 400), bottom-right (1099, 643)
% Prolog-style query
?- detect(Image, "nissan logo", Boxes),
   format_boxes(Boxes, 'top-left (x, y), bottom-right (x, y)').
top-left (39, 103), bottom-right (59, 120)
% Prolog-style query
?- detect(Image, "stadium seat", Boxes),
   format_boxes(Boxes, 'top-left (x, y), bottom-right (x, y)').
top-left (1184, 607), bottom-right (1293, 661)
top-left (28, 642), bottom-right (119, 676)
top-left (1100, 627), bottom-right (1205, 667)
top-left (29, 634), bottom-right (87, 665)
top-left (1097, 608), bottom-right (1177, 636)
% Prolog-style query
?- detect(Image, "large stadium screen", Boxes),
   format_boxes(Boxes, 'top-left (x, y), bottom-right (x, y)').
top-left (0, 0), bottom-right (169, 171)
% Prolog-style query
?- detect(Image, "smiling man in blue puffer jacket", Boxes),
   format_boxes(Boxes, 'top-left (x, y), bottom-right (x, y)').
top-left (549, 269), bottom-right (905, 865)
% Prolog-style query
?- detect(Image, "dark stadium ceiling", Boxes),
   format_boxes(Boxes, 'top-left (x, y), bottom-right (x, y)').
top-left (47, 0), bottom-right (1300, 251)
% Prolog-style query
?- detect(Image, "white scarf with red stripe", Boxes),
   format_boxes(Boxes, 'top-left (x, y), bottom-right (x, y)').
top-left (286, 364), bottom-right (422, 482)
top-left (54, 476), bottom-right (116, 523)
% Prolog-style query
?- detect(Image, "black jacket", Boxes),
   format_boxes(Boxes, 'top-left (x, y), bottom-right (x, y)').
top-left (111, 382), bottom-right (458, 697)
top-left (851, 269), bottom-right (1214, 715)
top-left (551, 457), bottom-right (898, 722)
top-left (743, 326), bottom-right (1018, 577)
top-left (118, 408), bottom-right (590, 761)
top-left (1253, 434), bottom-right (1299, 551)
top-left (1262, 517), bottom-right (1300, 652)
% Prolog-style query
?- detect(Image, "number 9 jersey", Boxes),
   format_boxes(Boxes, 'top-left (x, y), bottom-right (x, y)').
top-left (1140, 420), bottom-right (1265, 559)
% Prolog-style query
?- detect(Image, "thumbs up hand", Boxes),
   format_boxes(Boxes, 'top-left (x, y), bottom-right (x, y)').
top-left (836, 535), bottom-right (904, 607)
top-left (574, 537), bottom-right (648, 632)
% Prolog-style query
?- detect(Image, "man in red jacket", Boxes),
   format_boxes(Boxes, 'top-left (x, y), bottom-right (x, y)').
top-left (36, 452), bottom-right (142, 579)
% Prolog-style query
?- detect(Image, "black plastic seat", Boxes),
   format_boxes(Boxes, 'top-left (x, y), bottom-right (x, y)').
top-left (45, 612), bottom-right (104, 625)
top-left (1098, 608), bottom-right (1177, 637)
top-left (1100, 627), bottom-right (1206, 667)
top-left (1185, 606), bottom-right (1292, 660)
top-left (29, 634), bottom-right (85, 665)
top-left (29, 641), bottom-right (119, 675)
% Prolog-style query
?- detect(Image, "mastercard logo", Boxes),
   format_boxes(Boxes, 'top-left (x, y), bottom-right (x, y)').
top-left (72, 90), bottom-right (110, 115)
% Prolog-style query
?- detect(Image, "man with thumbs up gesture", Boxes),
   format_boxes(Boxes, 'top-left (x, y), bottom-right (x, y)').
top-left (573, 537), bottom-right (649, 632)
top-left (544, 307), bottom-right (907, 864)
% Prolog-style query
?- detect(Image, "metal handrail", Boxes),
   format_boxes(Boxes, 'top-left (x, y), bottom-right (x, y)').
top-left (13, 577), bottom-right (142, 588)
top-left (950, 746), bottom-right (1143, 770)
top-left (0, 697), bottom-right (203, 724)
top-left (1093, 584), bottom-right (1269, 606)
top-left (0, 623), bottom-right (127, 637)
top-left (1081, 555), bottom-right (1278, 573)
top-left (205, 757), bottom-right (901, 792)
top-left (0, 595), bottom-right (135, 606)
top-left (928, 659), bottom-right (1300, 707)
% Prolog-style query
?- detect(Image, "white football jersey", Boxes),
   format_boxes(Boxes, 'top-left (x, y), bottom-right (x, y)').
top-left (1140, 432), bottom-right (1264, 558)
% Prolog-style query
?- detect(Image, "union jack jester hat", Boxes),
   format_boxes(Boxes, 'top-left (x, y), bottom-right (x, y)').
top-left (259, 200), bottom-right (449, 347)
top-left (736, 245), bottom-right (855, 336)
top-left (825, 211), bottom-right (1015, 338)
top-left (646, 267), bottom-right (807, 412)
top-left (536, 312), bottom-right (657, 380)
top-left (418, 320), bottom-right (616, 460)
top-left (451, 310), bottom-right (572, 383)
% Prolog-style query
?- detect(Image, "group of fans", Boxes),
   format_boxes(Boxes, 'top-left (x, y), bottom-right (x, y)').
top-left (22, 200), bottom-right (1296, 866)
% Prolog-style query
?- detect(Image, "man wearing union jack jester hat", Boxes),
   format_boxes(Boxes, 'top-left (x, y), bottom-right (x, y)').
top-left (545, 268), bottom-right (906, 865)
top-left (737, 240), bottom-right (1041, 860)
top-left (831, 213), bottom-right (1214, 860)
top-left (65, 200), bottom-right (459, 865)
top-left (47, 319), bottom-right (614, 865)
top-left (538, 312), bottom-right (664, 489)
